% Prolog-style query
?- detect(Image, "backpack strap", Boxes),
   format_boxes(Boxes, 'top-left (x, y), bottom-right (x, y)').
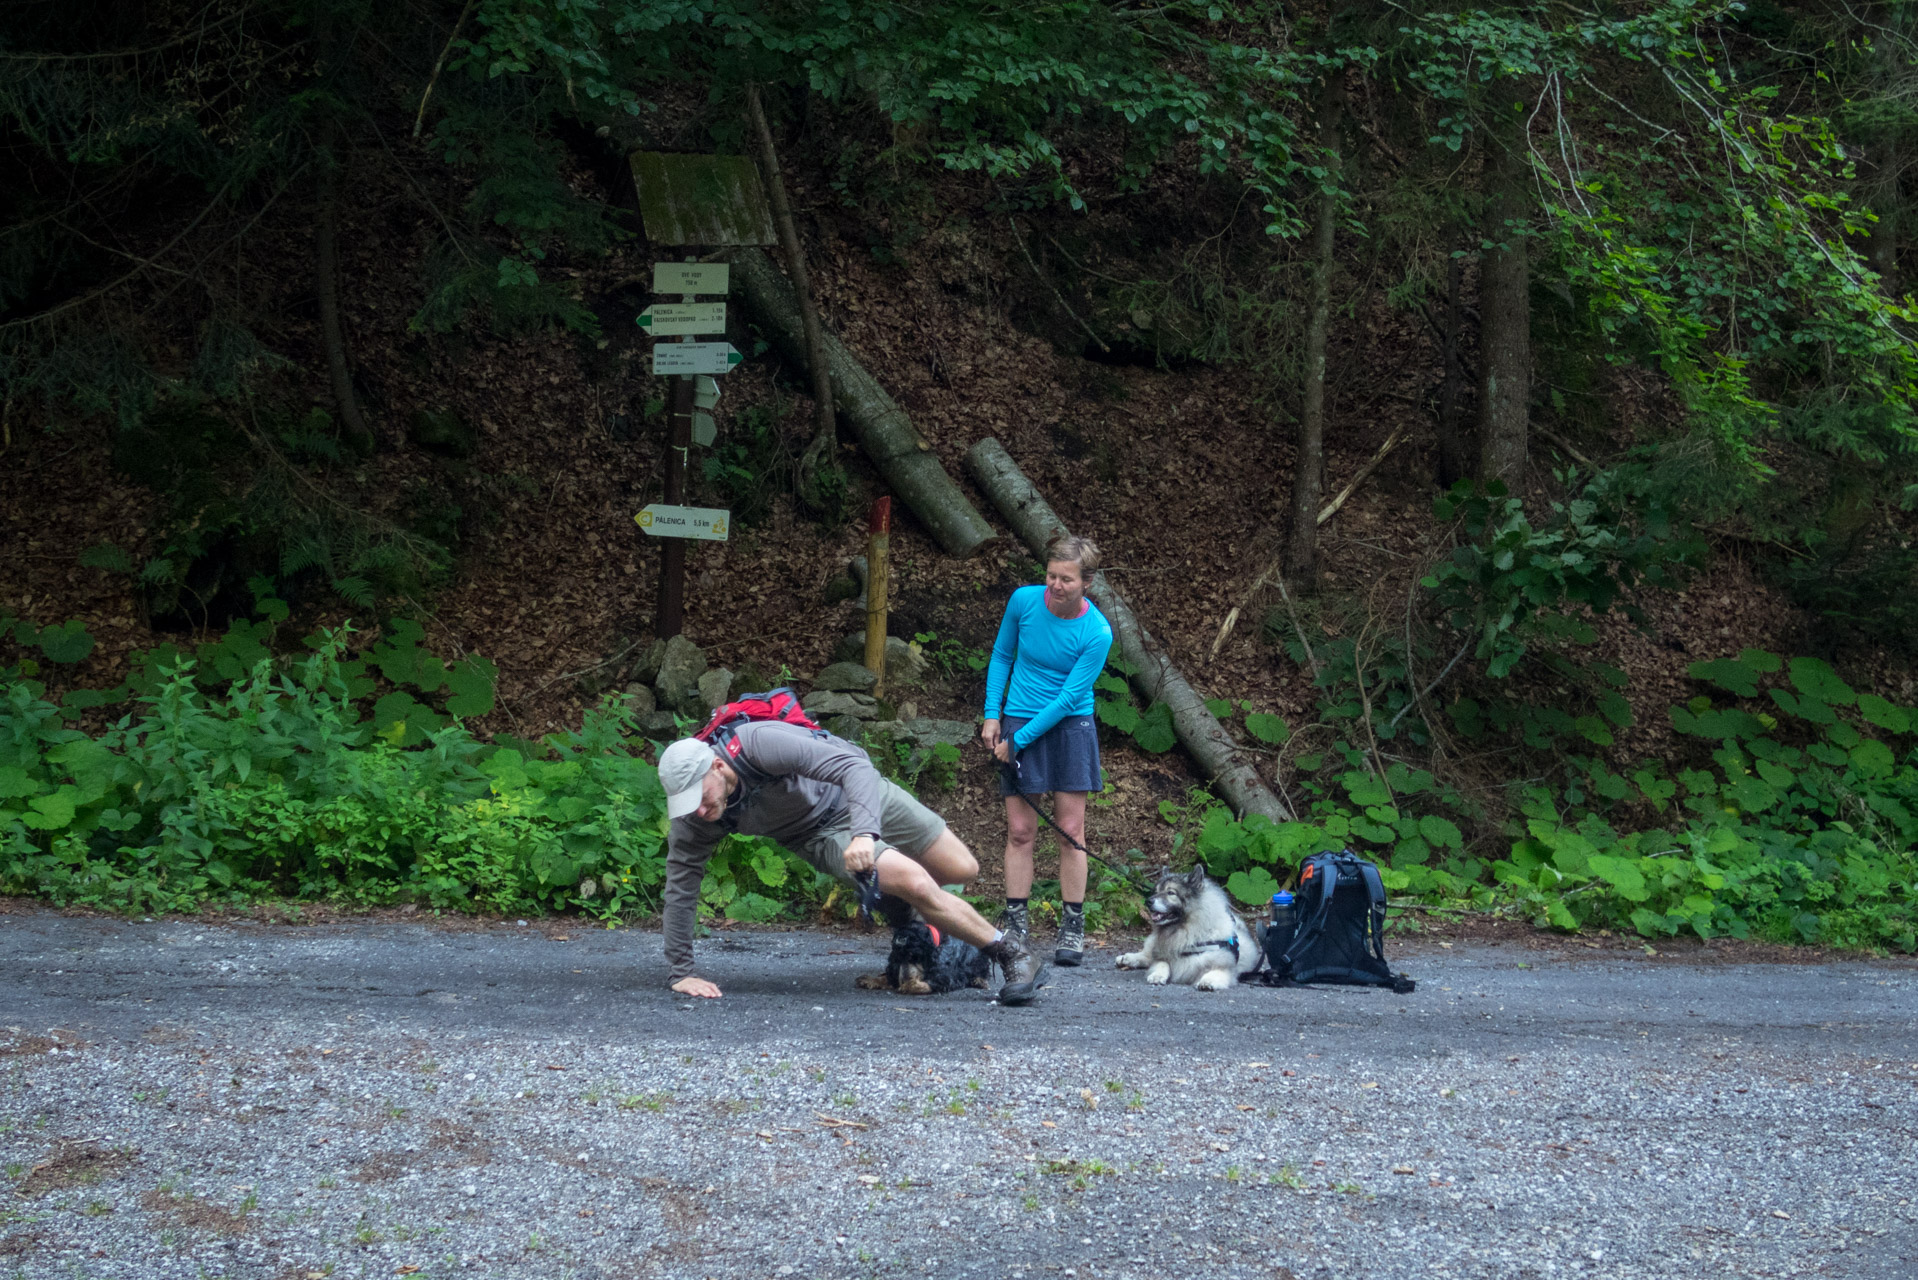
top-left (1179, 936), bottom-right (1240, 959)
top-left (1355, 858), bottom-right (1390, 960)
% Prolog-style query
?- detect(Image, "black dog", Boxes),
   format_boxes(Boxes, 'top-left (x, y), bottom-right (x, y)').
top-left (854, 896), bottom-right (991, 995)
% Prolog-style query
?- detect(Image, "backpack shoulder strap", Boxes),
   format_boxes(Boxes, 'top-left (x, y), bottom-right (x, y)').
top-left (1356, 859), bottom-right (1390, 958)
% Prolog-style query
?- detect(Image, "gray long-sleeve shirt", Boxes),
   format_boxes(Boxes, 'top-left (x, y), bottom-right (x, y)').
top-left (662, 721), bottom-right (884, 983)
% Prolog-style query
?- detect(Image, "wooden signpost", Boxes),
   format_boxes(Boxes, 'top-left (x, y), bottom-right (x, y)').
top-left (649, 257), bottom-right (729, 638)
top-left (628, 153), bottom-right (775, 639)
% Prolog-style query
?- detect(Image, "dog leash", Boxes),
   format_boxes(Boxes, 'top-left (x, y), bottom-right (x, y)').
top-left (999, 754), bottom-right (1153, 896)
top-left (853, 868), bottom-right (883, 929)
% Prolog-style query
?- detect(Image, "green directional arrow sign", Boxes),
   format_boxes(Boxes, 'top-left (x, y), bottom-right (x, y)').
top-left (637, 302), bottom-right (726, 335)
top-left (652, 343), bottom-right (743, 375)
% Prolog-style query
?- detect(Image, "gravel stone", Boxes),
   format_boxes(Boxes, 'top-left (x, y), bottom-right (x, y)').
top-left (1, 910), bottom-right (1913, 1279)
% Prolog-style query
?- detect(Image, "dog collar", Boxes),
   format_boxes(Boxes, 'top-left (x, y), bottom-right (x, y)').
top-left (1179, 936), bottom-right (1240, 958)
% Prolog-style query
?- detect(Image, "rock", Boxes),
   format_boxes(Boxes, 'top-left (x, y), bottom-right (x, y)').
top-left (830, 632), bottom-right (866, 666)
top-left (849, 556), bottom-right (869, 610)
top-left (822, 574), bottom-right (861, 606)
top-left (628, 638), bottom-right (668, 686)
top-left (884, 636), bottom-right (930, 687)
top-left (408, 408), bottom-right (476, 458)
top-left (828, 634), bottom-right (932, 687)
top-left (863, 718), bottom-right (975, 751)
top-left (813, 662), bottom-right (878, 693)
top-left (637, 710), bottom-right (680, 738)
top-left (696, 667), bottom-right (734, 712)
top-left (621, 684), bottom-right (657, 715)
top-left (823, 714), bottom-right (867, 741)
top-left (653, 635), bottom-right (707, 710)
top-left (801, 689), bottom-right (880, 720)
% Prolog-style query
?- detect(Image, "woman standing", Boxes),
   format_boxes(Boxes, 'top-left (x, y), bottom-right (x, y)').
top-left (981, 535), bottom-right (1113, 966)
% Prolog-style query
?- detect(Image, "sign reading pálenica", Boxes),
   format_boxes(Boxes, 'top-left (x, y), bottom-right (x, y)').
top-left (638, 303), bottom-right (726, 335)
top-left (635, 504), bottom-right (730, 541)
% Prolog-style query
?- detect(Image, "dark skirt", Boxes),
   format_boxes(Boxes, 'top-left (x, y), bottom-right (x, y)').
top-left (997, 714), bottom-right (1103, 796)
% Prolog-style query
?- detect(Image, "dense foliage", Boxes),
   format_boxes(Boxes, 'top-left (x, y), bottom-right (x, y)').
top-left (0, 624), bottom-right (856, 923)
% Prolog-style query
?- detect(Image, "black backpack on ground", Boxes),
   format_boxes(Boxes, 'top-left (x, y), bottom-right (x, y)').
top-left (1260, 851), bottom-right (1415, 993)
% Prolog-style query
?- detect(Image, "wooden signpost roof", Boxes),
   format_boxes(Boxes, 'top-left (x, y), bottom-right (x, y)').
top-left (629, 153), bottom-right (777, 247)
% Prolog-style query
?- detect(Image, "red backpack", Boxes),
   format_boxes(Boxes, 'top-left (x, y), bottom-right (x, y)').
top-left (691, 688), bottom-right (828, 769)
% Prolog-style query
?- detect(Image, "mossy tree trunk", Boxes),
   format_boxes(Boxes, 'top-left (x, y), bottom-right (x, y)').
top-left (1477, 113), bottom-right (1530, 488)
top-left (313, 12), bottom-right (372, 456)
top-left (746, 83), bottom-right (839, 512)
top-left (1285, 64), bottom-right (1344, 588)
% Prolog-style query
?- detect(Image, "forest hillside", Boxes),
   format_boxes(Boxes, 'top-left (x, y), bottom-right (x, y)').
top-left (4, 1), bottom-right (1917, 951)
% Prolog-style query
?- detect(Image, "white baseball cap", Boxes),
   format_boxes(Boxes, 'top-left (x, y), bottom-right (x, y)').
top-left (658, 738), bottom-right (719, 819)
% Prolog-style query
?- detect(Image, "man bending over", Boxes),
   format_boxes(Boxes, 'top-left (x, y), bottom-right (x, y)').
top-left (657, 721), bottom-right (1046, 1005)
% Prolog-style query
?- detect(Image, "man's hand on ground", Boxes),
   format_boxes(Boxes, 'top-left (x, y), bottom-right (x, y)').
top-left (843, 835), bottom-right (877, 875)
top-left (671, 977), bottom-right (722, 999)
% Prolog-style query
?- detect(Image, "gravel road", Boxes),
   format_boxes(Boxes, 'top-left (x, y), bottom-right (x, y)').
top-left (1, 909), bottom-right (1913, 1280)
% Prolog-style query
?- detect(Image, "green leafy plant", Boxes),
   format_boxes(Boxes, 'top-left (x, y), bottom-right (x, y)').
top-left (1093, 654), bottom-right (1176, 753)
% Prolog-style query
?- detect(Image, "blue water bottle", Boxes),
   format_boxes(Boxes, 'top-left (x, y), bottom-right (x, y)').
top-left (1266, 890), bottom-right (1296, 969)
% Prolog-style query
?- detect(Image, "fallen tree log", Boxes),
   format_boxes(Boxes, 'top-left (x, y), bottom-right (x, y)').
top-left (964, 437), bottom-right (1296, 824)
top-left (727, 248), bottom-right (996, 559)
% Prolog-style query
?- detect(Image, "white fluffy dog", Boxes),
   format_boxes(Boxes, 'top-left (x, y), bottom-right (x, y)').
top-left (1115, 865), bottom-right (1264, 991)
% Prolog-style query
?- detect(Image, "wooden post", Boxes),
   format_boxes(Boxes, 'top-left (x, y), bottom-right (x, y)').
top-left (654, 256), bottom-right (700, 639)
top-left (863, 497), bottom-right (891, 698)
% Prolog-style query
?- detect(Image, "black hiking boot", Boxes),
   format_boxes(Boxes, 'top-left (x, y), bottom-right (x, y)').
top-left (985, 932), bottom-right (1047, 1006)
top-left (1001, 899), bottom-right (1030, 943)
top-left (1054, 904), bottom-right (1085, 967)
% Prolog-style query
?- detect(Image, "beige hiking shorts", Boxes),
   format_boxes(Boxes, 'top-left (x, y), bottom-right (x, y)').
top-left (796, 780), bottom-right (949, 882)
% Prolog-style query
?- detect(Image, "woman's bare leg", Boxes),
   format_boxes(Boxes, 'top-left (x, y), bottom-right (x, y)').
top-left (1053, 791), bottom-right (1089, 901)
top-left (1001, 795), bottom-right (1038, 899)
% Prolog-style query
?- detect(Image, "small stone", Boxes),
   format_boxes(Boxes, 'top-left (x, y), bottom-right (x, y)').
top-left (822, 575), bottom-right (861, 606)
top-left (628, 639), bottom-right (668, 686)
top-left (813, 662), bottom-right (878, 693)
top-left (863, 718), bottom-right (974, 751)
top-left (830, 634), bottom-right (931, 686)
top-left (653, 635), bottom-right (708, 709)
top-left (462, 1185), bottom-right (478, 1197)
top-left (802, 690), bottom-right (880, 719)
top-left (823, 715), bottom-right (866, 741)
top-left (696, 667), bottom-right (734, 712)
top-left (883, 636), bottom-right (930, 686)
top-left (637, 710), bottom-right (680, 738)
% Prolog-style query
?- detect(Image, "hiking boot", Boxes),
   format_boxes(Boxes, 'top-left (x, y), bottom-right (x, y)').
top-left (985, 932), bottom-right (1047, 1006)
top-left (1001, 899), bottom-right (1030, 943)
top-left (1054, 906), bottom-right (1085, 968)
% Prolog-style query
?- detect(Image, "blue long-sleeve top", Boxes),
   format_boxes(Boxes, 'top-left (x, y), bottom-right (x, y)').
top-left (983, 584), bottom-right (1114, 749)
